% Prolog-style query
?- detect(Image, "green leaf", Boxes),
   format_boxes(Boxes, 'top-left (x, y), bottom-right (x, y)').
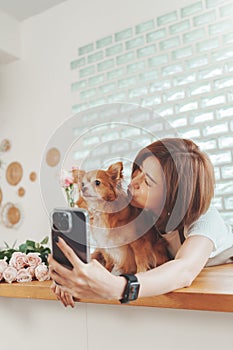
top-left (19, 243), bottom-right (27, 252)
top-left (26, 245), bottom-right (35, 251)
top-left (12, 240), bottom-right (17, 249)
top-left (4, 241), bottom-right (10, 249)
top-left (0, 248), bottom-right (17, 263)
top-left (40, 236), bottom-right (49, 245)
top-left (26, 240), bottom-right (36, 249)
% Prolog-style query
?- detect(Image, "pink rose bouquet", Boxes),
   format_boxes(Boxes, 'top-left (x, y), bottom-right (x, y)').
top-left (0, 253), bottom-right (50, 284)
top-left (0, 236), bottom-right (51, 284)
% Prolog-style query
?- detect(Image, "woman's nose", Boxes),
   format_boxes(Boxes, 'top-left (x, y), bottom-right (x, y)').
top-left (131, 172), bottom-right (144, 189)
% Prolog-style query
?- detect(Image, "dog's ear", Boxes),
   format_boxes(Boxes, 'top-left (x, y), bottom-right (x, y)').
top-left (107, 162), bottom-right (123, 180)
top-left (72, 169), bottom-right (85, 185)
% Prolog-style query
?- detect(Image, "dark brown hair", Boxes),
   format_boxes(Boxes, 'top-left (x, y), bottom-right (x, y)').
top-left (132, 138), bottom-right (215, 233)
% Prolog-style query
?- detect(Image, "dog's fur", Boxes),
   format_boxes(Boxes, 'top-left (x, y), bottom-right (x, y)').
top-left (72, 162), bottom-right (170, 274)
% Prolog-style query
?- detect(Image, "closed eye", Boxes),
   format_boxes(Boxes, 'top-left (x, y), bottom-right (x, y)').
top-left (140, 166), bottom-right (157, 185)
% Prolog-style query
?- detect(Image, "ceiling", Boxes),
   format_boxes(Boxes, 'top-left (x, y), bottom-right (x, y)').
top-left (0, 0), bottom-right (68, 21)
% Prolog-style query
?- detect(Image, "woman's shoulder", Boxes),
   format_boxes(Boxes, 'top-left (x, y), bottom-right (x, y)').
top-left (186, 205), bottom-right (229, 236)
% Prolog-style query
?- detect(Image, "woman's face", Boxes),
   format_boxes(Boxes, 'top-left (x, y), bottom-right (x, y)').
top-left (129, 156), bottom-right (166, 215)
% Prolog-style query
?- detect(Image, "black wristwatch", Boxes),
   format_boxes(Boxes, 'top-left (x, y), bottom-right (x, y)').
top-left (119, 274), bottom-right (140, 304)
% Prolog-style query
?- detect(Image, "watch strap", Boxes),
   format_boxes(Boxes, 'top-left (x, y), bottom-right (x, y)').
top-left (119, 274), bottom-right (140, 304)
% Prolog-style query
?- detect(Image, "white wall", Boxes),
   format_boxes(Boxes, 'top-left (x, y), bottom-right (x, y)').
top-left (0, 1), bottom-right (233, 349)
top-left (0, 9), bottom-right (20, 63)
top-left (0, 297), bottom-right (233, 350)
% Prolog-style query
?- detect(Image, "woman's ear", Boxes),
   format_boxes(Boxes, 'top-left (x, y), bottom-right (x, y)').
top-left (107, 162), bottom-right (123, 180)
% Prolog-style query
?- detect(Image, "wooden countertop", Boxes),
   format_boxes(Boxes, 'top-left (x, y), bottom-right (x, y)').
top-left (0, 263), bottom-right (233, 312)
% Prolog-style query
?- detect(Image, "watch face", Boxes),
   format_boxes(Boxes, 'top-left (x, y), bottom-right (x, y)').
top-left (128, 282), bottom-right (140, 301)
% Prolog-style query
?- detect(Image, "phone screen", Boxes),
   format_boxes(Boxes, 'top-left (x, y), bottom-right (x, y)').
top-left (51, 208), bottom-right (90, 269)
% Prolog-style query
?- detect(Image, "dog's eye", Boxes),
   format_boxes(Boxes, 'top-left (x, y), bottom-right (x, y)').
top-left (81, 182), bottom-right (84, 187)
top-left (95, 180), bottom-right (101, 186)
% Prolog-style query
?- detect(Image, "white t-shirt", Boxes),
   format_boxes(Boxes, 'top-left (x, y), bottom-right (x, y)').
top-left (163, 206), bottom-right (233, 266)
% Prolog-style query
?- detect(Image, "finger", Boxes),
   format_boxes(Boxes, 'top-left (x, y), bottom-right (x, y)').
top-left (48, 254), bottom-right (73, 281)
top-left (50, 280), bottom-right (72, 308)
top-left (49, 266), bottom-right (68, 287)
top-left (55, 285), bottom-right (75, 308)
top-left (47, 254), bottom-right (53, 265)
top-left (60, 290), bottom-right (69, 308)
top-left (58, 284), bottom-right (79, 301)
top-left (55, 236), bottom-right (85, 269)
top-left (64, 291), bottom-right (75, 308)
top-left (55, 288), bottom-right (67, 307)
top-left (50, 281), bottom-right (56, 293)
top-left (54, 285), bottom-right (69, 307)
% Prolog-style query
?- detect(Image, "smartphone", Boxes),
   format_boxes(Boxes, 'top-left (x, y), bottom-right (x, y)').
top-left (51, 208), bottom-right (90, 269)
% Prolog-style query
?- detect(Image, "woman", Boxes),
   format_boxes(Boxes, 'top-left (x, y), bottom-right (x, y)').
top-left (48, 138), bottom-right (233, 307)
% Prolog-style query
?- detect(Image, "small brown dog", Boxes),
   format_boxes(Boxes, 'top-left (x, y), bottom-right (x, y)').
top-left (72, 162), bottom-right (170, 274)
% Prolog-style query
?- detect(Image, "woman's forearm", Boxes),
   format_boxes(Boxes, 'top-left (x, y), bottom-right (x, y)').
top-left (110, 259), bottom-right (193, 301)
top-left (133, 235), bottom-right (214, 299)
top-left (135, 259), bottom-right (194, 298)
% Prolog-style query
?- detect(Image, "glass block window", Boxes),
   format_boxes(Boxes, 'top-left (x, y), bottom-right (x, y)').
top-left (69, 0), bottom-right (233, 224)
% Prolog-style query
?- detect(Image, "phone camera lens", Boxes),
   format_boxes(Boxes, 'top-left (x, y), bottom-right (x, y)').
top-left (53, 211), bottom-right (70, 232)
top-left (60, 218), bottom-right (68, 230)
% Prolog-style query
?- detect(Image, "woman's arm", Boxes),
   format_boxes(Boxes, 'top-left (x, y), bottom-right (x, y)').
top-left (136, 235), bottom-right (214, 297)
top-left (48, 235), bottom-right (213, 304)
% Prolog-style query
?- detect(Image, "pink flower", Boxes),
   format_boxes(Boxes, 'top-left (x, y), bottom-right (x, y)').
top-left (3, 266), bottom-right (17, 283)
top-left (60, 169), bottom-right (74, 188)
top-left (27, 253), bottom-right (42, 267)
top-left (27, 266), bottom-right (36, 278)
top-left (0, 258), bottom-right (8, 282)
top-left (35, 263), bottom-right (50, 282)
top-left (9, 252), bottom-right (28, 270)
top-left (16, 268), bottom-right (32, 283)
top-left (64, 178), bottom-right (73, 187)
top-left (0, 258), bottom-right (8, 273)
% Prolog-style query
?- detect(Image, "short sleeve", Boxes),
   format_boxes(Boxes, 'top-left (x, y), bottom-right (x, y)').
top-left (186, 206), bottom-right (228, 252)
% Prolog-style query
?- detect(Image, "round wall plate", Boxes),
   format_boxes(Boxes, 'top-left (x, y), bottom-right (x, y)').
top-left (18, 187), bottom-right (25, 197)
top-left (46, 147), bottom-right (61, 167)
top-left (29, 171), bottom-right (37, 181)
top-left (6, 162), bottom-right (23, 186)
top-left (1, 202), bottom-right (23, 228)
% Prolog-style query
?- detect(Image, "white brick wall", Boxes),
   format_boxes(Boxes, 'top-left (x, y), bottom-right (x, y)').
top-left (69, 0), bottom-right (233, 224)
